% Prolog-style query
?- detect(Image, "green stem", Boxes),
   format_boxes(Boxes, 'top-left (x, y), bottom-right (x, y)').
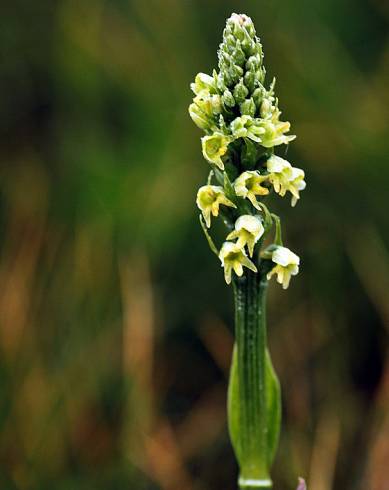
top-left (233, 269), bottom-right (272, 489)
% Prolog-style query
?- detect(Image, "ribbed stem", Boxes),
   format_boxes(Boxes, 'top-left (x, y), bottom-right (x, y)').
top-left (233, 269), bottom-right (271, 489)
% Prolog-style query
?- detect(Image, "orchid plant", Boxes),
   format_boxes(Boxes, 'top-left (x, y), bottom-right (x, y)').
top-left (189, 13), bottom-right (307, 489)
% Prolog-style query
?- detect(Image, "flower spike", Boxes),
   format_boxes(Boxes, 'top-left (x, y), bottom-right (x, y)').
top-left (189, 13), bottom-right (306, 488)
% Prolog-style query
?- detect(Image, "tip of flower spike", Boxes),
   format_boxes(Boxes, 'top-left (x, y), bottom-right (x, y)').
top-left (230, 13), bottom-right (251, 25)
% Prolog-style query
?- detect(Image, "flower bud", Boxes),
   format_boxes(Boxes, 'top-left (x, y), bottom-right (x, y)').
top-left (252, 87), bottom-right (264, 108)
top-left (233, 78), bottom-right (249, 104)
top-left (246, 54), bottom-right (261, 71)
top-left (222, 89), bottom-right (235, 108)
top-left (244, 70), bottom-right (256, 93)
top-left (240, 98), bottom-right (256, 117)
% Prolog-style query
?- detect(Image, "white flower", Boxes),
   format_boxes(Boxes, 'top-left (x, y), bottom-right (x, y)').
top-left (219, 242), bottom-right (257, 285)
top-left (288, 167), bottom-right (306, 206)
top-left (226, 215), bottom-right (264, 257)
top-left (266, 155), bottom-right (306, 205)
top-left (234, 171), bottom-right (269, 210)
top-left (266, 155), bottom-right (293, 196)
top-left (267, 246), bottom-right (300, 289)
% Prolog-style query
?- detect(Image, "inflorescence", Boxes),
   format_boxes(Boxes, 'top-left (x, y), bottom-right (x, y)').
top-left (190, 13), bottom-right (306, 287)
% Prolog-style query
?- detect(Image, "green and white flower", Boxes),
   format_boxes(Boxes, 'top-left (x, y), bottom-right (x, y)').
top-left (201, 133), bottom-right (231, 170)
top-left (196, 185), bottom-right (236, 228)
top-left (219, 241), bottom-right (257, 285)
top-left (230, 116), bottom-right (265, 143)
top-left (227, 215), bottom-right (264, 257)
top-left (267, 246), bottom-right (300, 289)
top-left (234, 170), bottom-right (269, 210)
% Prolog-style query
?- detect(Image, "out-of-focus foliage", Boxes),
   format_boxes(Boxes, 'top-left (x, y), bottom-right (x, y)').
top-left (0, 1), bottom-right (388, 489)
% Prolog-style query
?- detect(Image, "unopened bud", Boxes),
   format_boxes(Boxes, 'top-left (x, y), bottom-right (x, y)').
top-left (240, 98), bottom-right (256, 117)
top-left (233, 78), bottom-right (249, 104)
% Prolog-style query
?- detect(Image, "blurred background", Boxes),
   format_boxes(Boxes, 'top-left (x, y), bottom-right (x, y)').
top-left (1, 0), bottom-right (388, 488)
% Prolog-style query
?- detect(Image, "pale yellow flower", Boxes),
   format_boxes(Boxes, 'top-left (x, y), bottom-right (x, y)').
top-left (219, 241), bottom-right (257, 285)
top-left (258, 106), bottom-right (295, 148)
top-left (259, 120), bottom-right (295, 148)
top-left (190, 72), bottom-right (217, 97)
top-left (266, 155), bottom-right (293, 196)
top-left (189, 94), bottom-right (222, 131)
top-left (196, 185), bottom-right (236, 228)
top-left (267, 246), bottom-right (300, 289)
top-left (226, 215), bottom-right (264, 257)
top-left (234, 171), bottom-right (269, 210)
top-left (288, 167), bottom-right (306, 207)
top-left (201, 133), bottom-right (231, 170)
top-left (266, 155), bottom-right (306, 205)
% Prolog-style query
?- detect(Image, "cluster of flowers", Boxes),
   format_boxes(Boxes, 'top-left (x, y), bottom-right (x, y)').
top-left (190, 13), bottom-right (306, 288)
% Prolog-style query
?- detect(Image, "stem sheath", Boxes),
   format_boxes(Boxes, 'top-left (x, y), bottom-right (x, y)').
top-left (233, 269), bottom-right (271, 488)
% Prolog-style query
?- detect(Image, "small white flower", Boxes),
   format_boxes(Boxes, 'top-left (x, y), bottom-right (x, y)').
top-left (267, 246), bottom-right (300, 289)
top-left (219, 241), bottom-right (257, 285)
top-left (266, 155), bottom-right (293, 196)
top-left (266, 155), bottom-right (306, 205)
top-left (288, 167), bottom-right (306, 207)
top-left (226, 215), bottom-right (264, 257)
